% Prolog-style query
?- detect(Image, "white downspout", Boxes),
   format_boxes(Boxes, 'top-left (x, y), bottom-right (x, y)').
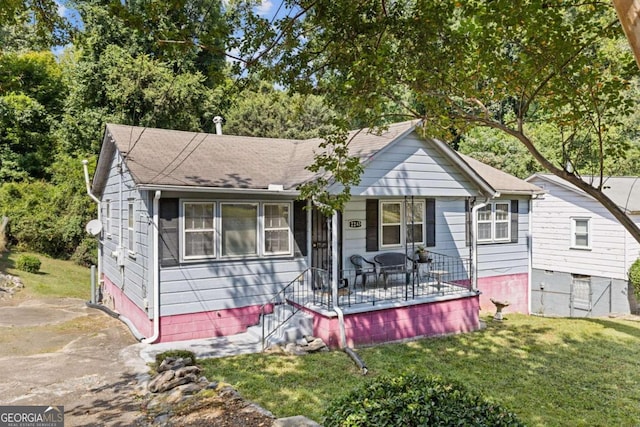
top-left (82, 160), bottom-right (103, 295)
top-left (471, 198), bottom-right (491, 291)
top-left (330, 211), bottom-right (348, 348)
top-left (528, 198), bottom-right (533, 314)
top-left (142, 190), bottom-right (162, 344)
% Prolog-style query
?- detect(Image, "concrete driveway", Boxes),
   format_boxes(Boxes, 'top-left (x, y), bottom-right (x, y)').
top-left (0, 297), bottom-right (147, 426)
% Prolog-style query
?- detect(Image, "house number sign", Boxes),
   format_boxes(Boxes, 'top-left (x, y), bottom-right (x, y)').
top-left (348, 220), bottom-right (362, 229)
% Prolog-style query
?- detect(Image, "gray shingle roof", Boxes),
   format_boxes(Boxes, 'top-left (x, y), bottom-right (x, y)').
top-left (529, 173), bottom-right (640, 213)
top-left (98, 121), bottom-right (540, 197)
top-left (458, 153), bottom-right (544, 195)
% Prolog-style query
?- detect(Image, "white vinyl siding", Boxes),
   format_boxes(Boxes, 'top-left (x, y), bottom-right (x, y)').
top-left (529, 176), bottom-right (640, 281)
top-left (183, 202), bottom-right (215, 259)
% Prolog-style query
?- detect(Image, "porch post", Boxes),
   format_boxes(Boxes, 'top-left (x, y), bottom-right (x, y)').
top-left (331, 210), bottom-right (339, 307)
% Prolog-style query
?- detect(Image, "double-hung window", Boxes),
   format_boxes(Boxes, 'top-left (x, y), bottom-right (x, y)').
top-left (184, 202), bottom-right (215, 259)
top-left (380, 200), bottom-right (425, 247)
top-left (127, 199), bottom-right (135, 253)
top-left (105, 200), bottom-right (112, 238)
top-left (221, 203), bottom-right (258, 257)
top-left (477, 201), bottom-right (511, 243)
top-left (571, 217), bottom-right (590, 249)
top-left (264, 203), bottom-right (291, 255)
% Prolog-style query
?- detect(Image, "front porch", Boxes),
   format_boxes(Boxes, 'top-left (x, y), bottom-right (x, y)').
top-left (263, 251), bottom-right (481, 348)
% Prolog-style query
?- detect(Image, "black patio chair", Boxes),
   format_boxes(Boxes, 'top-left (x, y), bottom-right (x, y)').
top-left (374, 252), bottom-right (416, 289)
top-left (350, 255), bottom-right (378, 289)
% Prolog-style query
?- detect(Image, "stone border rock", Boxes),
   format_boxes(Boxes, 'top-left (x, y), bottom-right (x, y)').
top-left (0, 273), bottom-right (23, 301)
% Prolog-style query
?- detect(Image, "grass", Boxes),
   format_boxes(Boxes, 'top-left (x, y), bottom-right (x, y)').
top-left (0, 250), bottom-right (91, 300)
top-left (200, 313), bottom-right (640, 426)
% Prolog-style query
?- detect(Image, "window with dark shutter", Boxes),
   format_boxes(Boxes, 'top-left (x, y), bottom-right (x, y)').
top-left (159, 198), bottom-right (180, 267)
top-left (426, 198), bottom-right (436, 247)
top-left (511, 200), bottom-right (519, 243)
top-left (366, 199), bottom-right (379, 252)
top-left (465, 199), bottom-right (471, 247)
top-left (293, 200), bottom-right (308, 256)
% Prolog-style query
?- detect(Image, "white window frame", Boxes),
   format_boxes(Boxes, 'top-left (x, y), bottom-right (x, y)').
top-left (477, 201), bottom-right (511, 243)
top-left (182, 201), bottom-right (216, 260)
top-left (571, 217), bottom-right (591, 250)
top-left (105, 200), bottom-right (112, 239)
top-left (379, 200), bottom-right (425, 249)
top-left (263, 202), bottom-right (293, 256)
top-left (127, 199), bottom-right (135, 254)
top-left (220, 202), bottom-right (259, 258)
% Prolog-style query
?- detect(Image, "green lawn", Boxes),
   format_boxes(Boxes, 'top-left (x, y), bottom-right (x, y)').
top-left (201, 313), bottom-right (640, 426)
top-left (0, 250), bottom-right (91, 300)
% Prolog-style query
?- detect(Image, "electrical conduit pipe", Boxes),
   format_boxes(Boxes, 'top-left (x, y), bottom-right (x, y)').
top-left (82, 160), bottom-right (102, 303)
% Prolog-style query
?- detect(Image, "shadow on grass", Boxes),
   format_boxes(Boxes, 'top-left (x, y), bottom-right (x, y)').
top-left (201, 314), bottom-right (640, 425)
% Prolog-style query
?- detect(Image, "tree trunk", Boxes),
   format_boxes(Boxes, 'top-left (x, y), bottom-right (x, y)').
top-left (487, 121), bottom-right (640, 245)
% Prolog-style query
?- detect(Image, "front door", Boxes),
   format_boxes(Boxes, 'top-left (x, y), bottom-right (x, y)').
top-left (311, 209), bottom-right (330, 271)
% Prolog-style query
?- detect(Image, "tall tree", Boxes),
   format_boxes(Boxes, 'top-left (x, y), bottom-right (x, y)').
top-left (0, 51), bottom-right (65, 180)
top-left (233, 0), bottom-right (640, 242)
top-left (224, 81), bottom-right (335, 139)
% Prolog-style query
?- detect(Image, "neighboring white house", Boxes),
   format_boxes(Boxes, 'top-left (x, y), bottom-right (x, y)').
top-left (526, 173), bottom-right (640, 316)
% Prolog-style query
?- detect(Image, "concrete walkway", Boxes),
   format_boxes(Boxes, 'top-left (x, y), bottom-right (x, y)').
top-left (134, 331), bottom-right (264, 363)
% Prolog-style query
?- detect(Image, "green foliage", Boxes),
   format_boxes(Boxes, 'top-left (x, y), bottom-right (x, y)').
top-left (0, 158), bottom-right (95, 258)
top-left (71, 237), bottom-right (97, 267)
top-left (224, 82), bottom-right (335, 139)
top-left (323, 373), bottom-right (523, 427)
top-left (235, 0), bottom-right (640, 240)
top-left (16, 253), bottom-right (41, 273)
top-left (0, 0), bottom-right (70, 47)
top-left (155, 350), bottom-right (197, 367)
top-left (0, 51), bottom-right (66, 181)
top-left (629, 258), bottom-right (640, 298)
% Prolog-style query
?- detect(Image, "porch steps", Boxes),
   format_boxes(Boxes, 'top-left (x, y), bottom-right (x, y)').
top-left (247, 304), bottom-right (314, 349)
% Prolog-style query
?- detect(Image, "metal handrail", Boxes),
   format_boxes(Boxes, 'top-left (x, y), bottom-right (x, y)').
top-left (259, 267), bottom-right (330, 350)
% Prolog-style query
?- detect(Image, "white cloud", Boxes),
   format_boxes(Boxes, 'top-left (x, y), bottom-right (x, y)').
top-left (256, 0), bottom-right (274, 17)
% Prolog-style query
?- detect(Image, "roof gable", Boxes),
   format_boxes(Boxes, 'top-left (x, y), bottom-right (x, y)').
top-left (527, 173), bottom-right (640, 213)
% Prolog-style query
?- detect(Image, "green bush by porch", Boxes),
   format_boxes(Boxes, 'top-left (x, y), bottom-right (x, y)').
top-left (201, 314), bottom-right (640, 426)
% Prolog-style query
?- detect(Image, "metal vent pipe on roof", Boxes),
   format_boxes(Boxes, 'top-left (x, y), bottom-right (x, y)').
top-left (213, 116), bottom-right (223, 135)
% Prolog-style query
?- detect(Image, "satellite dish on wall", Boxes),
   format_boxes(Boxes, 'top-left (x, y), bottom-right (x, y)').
top-left (85, 219), bottom-right (103, 236)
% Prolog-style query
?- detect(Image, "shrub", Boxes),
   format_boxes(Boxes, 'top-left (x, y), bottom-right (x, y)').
top-left (16, 254), bottom-right (41, 273)
top-left (71, 237), bottom-right (98, 267)
top-left (323, 373), bottom-right (524, 427)
top-left (629, 258), bottom-right (640, 298)
top-left (155, 350), bottom-right (197, 367)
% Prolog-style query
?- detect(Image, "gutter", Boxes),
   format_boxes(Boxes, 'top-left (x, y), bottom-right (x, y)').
top-left (137, 184), bottom-right (300, 196)
top-left (142, 190), bottom-right (162, 344)
top-left (82, 160), bottom-right (103, 303)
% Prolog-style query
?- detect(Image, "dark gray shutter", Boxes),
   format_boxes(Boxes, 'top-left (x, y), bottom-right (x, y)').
top-left (465, 199), bottom-right (471, 247)
top-left (511, 199), bottom-right (519, 243)
top-left (426, 198), bottom-right (436, 247)
top-left (293, 200), bottom-right (308, 257)
top-left (366, 199), bottom-right (378, 252)
top-left (159, 198), bottom-right (180, 267)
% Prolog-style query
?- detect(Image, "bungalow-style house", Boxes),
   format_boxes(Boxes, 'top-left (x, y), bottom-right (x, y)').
top-left (526, 173), bottom-right (640, 317)
top-left (90, 121), bottom-right (542, 348)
